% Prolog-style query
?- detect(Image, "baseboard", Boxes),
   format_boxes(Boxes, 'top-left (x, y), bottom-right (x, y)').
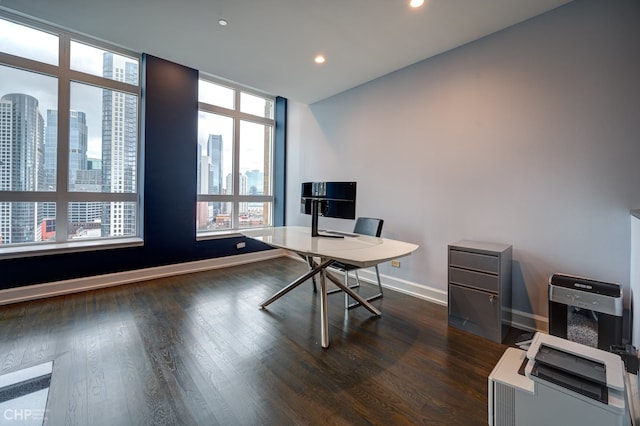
top-left (356, 264), bottom-right (548, 332)
top-left (286, 252), bottom-right (447, 306)
top-left (352, 266), bottom-right (448, 306)
top-left (0, 249), bottom-right (285, 306)
top-left (286, 252), bottom-right (547, 332)
top-left (507, 308), bottom-right (548, 333)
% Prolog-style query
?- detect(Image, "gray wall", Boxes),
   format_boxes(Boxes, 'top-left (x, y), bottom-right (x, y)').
top-left (285, 0), bottom-right (640, 328)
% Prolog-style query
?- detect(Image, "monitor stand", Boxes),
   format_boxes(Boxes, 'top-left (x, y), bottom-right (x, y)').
top-left (310, 199), bottom-right (343, 238)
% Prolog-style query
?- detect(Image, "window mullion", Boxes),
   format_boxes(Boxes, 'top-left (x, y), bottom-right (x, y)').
top-left (55, 32), bottom-right (71, 242)
top-left (232, 90), bottom-right (241, 230)
top-left (237, 111), bottom-right (272, 126)
top-left (68, 69), bottom-right (138, 95)
top-left (0, 52), bottom-right (59, 77)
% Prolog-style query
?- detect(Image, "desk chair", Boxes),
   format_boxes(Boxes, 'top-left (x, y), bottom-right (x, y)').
top-left (327, 217), bottom-right (384, 309)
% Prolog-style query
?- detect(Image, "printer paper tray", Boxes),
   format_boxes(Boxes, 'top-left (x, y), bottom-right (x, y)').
top-left (531, 362), bottom-right (608, 404)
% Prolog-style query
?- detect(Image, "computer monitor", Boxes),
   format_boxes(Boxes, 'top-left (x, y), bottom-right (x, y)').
top-left (300, 181), bottom-right (356, 237)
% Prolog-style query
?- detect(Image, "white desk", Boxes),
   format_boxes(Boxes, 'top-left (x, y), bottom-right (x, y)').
top-left (242, 226), bottom-right (419, 348)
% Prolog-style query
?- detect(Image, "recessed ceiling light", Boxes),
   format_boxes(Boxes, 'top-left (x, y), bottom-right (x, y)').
top-left (409, 0), bottom-right (425, 8)
top-left (218, 19), bottom-right (228, 26)
top-left (314, 55), bottom-right (325, 64)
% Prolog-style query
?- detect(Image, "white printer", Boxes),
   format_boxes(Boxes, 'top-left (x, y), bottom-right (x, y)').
top-left (488, 332), bottom-right (631, 426)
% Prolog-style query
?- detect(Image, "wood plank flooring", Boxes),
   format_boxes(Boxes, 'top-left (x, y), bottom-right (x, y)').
top-left (0, 257), bottom-right (514, 425)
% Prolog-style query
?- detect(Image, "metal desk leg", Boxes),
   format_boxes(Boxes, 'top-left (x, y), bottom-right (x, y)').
top-left (259, 258), bottom-right (334, 309)
top-left (326, 271), bottom-right (381, 316)
top-left (301, 254), bottom-right (318, 292)
top-left (320, 264), bottom-right (329, 348)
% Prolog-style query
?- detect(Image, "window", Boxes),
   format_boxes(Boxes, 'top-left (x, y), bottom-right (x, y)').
top-left (197, 77), bottom-right (275, 235)
top-left (0, 12), bottom-right (140, 253)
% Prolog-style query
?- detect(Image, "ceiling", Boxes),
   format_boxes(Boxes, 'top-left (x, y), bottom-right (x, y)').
top-left (1, 0), bottom-right (574, 104)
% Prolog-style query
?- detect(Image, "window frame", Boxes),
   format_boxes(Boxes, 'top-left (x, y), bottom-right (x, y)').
top-left (0, 11), bottom-right (142, 258)
top-left (197, 74), bottom-right (275, 237)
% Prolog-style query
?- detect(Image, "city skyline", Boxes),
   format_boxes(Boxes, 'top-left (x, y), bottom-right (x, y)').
top-left (197, 131), bottom-right (268, 231)
top-left (0, 65), bottom-right (107, 160)
top-left (0, 75), bottom-right (271, 171)
top-left (1, 15), bottom-right (273, 242)
top-left (0, 51), bottom-right (139, 244)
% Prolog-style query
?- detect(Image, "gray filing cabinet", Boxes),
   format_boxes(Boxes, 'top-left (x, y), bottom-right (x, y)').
top-left (448, 240), bottom-right (512, 343)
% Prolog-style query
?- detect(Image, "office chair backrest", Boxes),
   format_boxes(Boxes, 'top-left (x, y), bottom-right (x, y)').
top-left (353, 217), bottom-right (383, 237)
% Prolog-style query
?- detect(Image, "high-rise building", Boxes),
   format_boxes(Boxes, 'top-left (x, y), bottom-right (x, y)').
top-left (43, 109), bottom-right (92, 226)
top-left (101, 52), bottom-right (138, 237)
top-left (68, 110), bottom-right (88, 189)
top-left (225, 173), bottom-right (233, 200)
top-left (87, 157), bottom-right (102, 170)
top-left (196, 142), bottom-right (210, 229)
top-left (238, 173), bottom-right (248, 215)
top-left (207, 134), bottom-right (223, 195)
top-left (0, 98), bottom-right (12, 245)
top-left (44, 109), bottom-right (57, 193)
top-left (245, 169), bottom-right (263, 195)
top-left (0, 93), bottom-right (45, 244)
top-left (42, 109), bottom-right (57, 222)
top-left (224, 173), bottom-right (248, 214)
top-left (44, 109), bottom-right (100, 236)
top-left (196, 135), bottom-right (225, 229)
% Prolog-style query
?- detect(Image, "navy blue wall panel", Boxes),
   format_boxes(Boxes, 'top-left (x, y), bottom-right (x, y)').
top-left (0, 55), bottom-right (274, 291)
top-left (274, 96), bottom-right (287, 227)
top-left (142, 54), bottom-right (200, 263)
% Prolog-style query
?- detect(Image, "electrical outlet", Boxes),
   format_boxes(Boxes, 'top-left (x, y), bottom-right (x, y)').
top-left (391, 260), bottom-right (401, 268)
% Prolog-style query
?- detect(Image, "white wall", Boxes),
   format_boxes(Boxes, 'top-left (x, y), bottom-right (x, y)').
top-left (286, 0), bottom-right (640, 329)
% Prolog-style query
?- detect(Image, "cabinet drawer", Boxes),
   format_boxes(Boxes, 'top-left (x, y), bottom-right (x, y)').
top-left (449, 267), bottom-right (500, 293)
top-left (449, 250), bottom-right (499, 274)
top-left (448, 284), bottom-right (501, 342)
top-left (449, 267), bottom-right (499, 293)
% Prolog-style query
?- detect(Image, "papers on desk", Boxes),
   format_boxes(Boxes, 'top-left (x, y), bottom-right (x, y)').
top-left (318, 229), bottom-right (359, 238)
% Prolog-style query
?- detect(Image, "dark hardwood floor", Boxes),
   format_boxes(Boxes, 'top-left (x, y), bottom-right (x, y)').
top-left (0, 257), bottom-right (516, 425)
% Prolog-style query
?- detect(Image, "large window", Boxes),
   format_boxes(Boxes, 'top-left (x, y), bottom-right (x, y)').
top-left (197, 77), bottom-right (275, 234)
top-left (0, 12), bottom-right (140, 254)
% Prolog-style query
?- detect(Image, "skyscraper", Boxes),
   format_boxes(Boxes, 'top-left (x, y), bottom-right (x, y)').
top-left (245, 169), bottom-right (263, 195)
top-left (44, 109), bottom-right (101, 235)
top-left (238, 173), bottom-right (248, 215)
top-left (196, 134), bottom-right (225, 230)
top-left (67, 110), bottom-right (88, 189)
top-left (101, 52), bottom-right (138, 237)
top-left (43, 109), bottom-right (57, 193)
top-left (207, 134), bottom-right (223, 194)
top-left (0, 98), bottom-right (12, 244)
top-left (42, 109), bottom-right (57, 223)
top-left (196, 142), bottom-right (209, 229)
top-left (0, 93), bottom-right (45, 244)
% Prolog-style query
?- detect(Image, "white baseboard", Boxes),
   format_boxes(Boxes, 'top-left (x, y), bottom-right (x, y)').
top-left (287, 253), bottom-right (448, 305)
top-left (352, 266), bottom-right (448, 306)
top-left (287, 252), bottom-right (547, 333)
top-left (0, 249), bottom-right (285, 306)
top-left (507, 309), bottom-right (548, 333)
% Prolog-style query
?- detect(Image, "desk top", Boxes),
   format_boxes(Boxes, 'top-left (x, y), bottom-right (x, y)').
top-left (242, 226), bottom-right (419, 268)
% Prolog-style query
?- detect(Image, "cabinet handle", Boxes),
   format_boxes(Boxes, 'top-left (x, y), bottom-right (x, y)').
top-left (489, 294), bottom-right (496, 303)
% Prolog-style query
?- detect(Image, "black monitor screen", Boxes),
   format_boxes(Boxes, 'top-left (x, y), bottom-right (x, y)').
top-left (300, 182), bottom-right (356, 220)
